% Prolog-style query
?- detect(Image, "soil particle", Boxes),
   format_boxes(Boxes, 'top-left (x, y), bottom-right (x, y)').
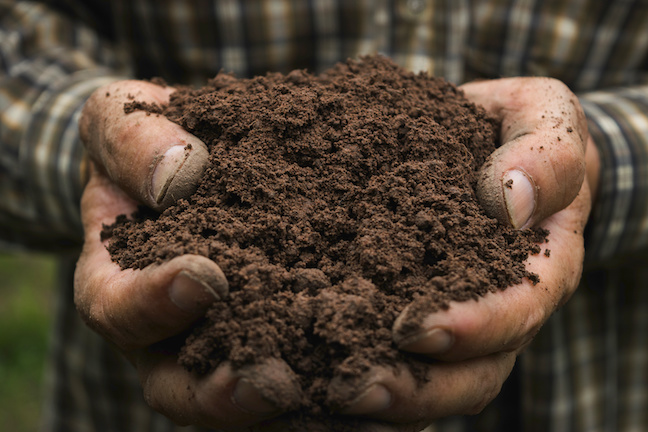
top-left (102, 55), bottom-right (547, 428)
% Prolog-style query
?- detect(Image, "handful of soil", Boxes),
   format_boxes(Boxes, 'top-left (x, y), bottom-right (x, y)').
top-left (104, 55), bottom-right (547, 427)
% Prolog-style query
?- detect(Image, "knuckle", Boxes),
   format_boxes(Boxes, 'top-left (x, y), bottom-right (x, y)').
top-left (532, 76), bottom-right (572, 99)
top-left (111, 114), bottom-right (143, 150)
top-left (499, 296), bottom-right (547, 352)
top-left (73, 270), bottom-right (103, 330)
top-left (468, 354), bottom-right (514, 414)
top-left (141, 375), bottom-right (160, 411)
top-left (88, 296), bottom-right (124, 343)
top-left (75, 278), bottom-right (135, 350)
top-left (519, 298), bottom-right (549, 342)
top-left (75, 289), bottom-right (110, 338)
top-left (468, 373), bottom-right (503, 415)
top-left (139, 361), bottom-right (194, 427)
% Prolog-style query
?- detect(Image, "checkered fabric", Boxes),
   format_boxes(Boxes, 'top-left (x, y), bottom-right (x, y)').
top-left (1, 1), bottom-right (647, 431)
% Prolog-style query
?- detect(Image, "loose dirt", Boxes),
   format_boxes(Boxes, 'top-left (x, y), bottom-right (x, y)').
top-left (103, 55), bottom-right (547, 430)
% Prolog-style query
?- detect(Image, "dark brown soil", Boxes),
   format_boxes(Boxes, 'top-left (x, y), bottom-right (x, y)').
top-left (103, 55), bottom-right (547, 429)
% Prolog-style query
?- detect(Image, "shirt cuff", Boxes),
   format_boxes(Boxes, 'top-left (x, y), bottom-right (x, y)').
top-left (0, 72), bottom-right (124, 250)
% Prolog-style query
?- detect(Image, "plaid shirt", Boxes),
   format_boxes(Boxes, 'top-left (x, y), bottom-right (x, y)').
top-left (1, 1), bottom-right (647, 431)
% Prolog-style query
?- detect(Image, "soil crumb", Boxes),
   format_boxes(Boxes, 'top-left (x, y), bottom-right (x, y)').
top-left (103, 55), bottom-right (547, 430)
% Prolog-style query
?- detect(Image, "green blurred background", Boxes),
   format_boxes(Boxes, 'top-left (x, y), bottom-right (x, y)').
top-left (0, 252), bottom-right (57, 432)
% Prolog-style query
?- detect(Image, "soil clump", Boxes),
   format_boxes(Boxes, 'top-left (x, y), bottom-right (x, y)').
top-left (103, 55), bottom-right (547, 430)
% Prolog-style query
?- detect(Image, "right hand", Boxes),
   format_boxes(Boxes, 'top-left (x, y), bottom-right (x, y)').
top-left (76, 80), bottom-right (303, 429)
top-left (308, 77), bottom-right (598, 431)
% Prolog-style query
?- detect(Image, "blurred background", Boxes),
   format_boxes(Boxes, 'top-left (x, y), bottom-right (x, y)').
top-left (0, 252), bottom-right (57, 432)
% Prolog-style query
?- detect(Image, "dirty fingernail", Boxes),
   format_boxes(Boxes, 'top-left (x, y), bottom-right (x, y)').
top-left (398, 327), bottom-right (454, 354)
top-left (151, 145), bottom-right (189, 204)
top-left (232, 378), bottom-right (280, 415)
top-left (341, 384), bottom-right (392, 415)
top-left (168, 271), bottom-right (220, 314)
top-left (502, 169), bottom-right (536, 229)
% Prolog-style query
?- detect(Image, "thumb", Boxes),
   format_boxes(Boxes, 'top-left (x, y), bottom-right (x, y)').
top-left (79, 80), bottom-right (208, 211)
top-left (461, 78), bottom-right (587, 228)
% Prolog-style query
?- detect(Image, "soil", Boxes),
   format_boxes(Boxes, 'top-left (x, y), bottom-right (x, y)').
top-left (103, 55), bottom-right (547, 430)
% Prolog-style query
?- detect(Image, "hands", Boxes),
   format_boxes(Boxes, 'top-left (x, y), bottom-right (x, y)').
top-left (75, 80), bottom-right (302, 429)
top-left (74, 76), bottom-right (600, 432)
top-left (321, 78), bottom-right (600, 431)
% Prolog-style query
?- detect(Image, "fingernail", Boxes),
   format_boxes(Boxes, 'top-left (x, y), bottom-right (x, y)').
top-left (232, 378), bottom-right (280, 415)
top-left (168, 271), bottom-right (220, 314)
top-left (502, 169), bottom-right (536, 229)
top-left (151, 145), bottom-right (189, 204)
top-left (398, 327), bottom-right (454, 354)
top-left (340, 384), bottom-right (391, 415)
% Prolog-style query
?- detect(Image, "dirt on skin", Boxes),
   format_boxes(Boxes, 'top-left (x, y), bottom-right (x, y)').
top-left (103, 55), bottom-right (547, 430)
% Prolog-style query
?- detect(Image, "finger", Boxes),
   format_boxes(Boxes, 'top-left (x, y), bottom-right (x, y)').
top-left (461, 77), bottom-right (588, 228)
top-left (393, 181), bottom-right (591, 361)
top-left (329, 355), bottom-right (515, 423)
top-left (79, 80), bottom-right (209, 211)
top-left (137, 354), bottom-right (303, 429)
top-left (75, 171), bottom-right (227, 350)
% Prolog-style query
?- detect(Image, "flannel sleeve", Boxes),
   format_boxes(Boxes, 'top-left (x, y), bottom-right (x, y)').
top-left (579, 85), bottom-right (648, 263)
top-left (0, 1), bottom-right (128, 250)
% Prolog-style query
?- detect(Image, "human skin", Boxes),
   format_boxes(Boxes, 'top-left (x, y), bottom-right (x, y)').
top-left (76, 77), bottom-right (599, 431)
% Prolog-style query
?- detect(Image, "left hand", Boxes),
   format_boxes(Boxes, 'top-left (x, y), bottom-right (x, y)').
top-left (75, 81), bottom-right (303, 430)
top-left (323, 77), bottom-right (600, 431)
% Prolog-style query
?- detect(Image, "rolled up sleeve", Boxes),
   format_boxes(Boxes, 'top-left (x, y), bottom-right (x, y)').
top-left (0, 1), bottom-right (128, 249)
top-left (579, 85), bottom-right (648, 263)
